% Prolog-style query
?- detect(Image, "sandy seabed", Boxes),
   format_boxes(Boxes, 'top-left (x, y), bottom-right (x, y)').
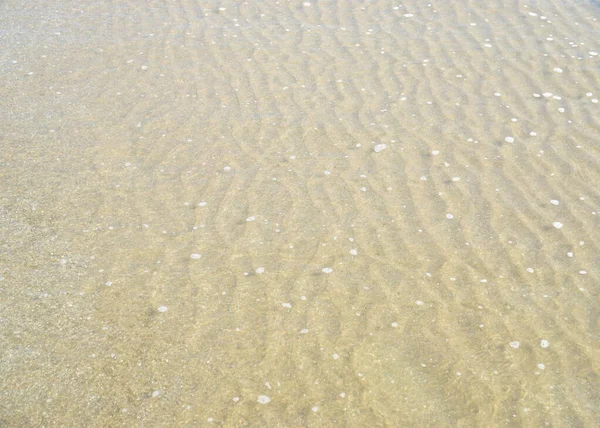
top-left (1, 0), bottom-right (599, 426)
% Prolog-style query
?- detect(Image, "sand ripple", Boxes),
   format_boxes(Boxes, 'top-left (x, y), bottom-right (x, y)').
top-left (1, 0), bottom-right (599, 426)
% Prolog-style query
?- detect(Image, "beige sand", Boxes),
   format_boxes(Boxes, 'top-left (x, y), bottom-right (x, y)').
top-left (1, 0), bottom-right (599, 426)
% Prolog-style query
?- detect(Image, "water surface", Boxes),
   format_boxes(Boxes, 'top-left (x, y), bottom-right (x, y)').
top-left (1, 0), bottom-right (599, 426)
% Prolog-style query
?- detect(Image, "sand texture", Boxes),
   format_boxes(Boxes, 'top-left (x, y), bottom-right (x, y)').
top-left (1, 0), bottom-right (599, 426)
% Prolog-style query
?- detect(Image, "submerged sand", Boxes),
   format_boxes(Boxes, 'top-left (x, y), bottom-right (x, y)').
top-left (1, 0), bottom-right (599, 426)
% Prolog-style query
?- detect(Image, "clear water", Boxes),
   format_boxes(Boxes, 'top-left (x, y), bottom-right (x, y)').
top-left (1, 0), bottom-right (599, 426)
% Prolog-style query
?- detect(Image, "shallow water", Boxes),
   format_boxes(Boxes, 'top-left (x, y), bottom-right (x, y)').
top-left (1, 0), bottom-right (599, 426)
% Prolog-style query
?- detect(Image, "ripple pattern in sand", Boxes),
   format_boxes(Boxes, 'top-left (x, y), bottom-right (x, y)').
top-left (1, 0), bottom-right (599, 426)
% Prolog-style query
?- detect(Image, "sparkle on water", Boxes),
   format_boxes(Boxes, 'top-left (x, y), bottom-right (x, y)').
top-left (2, 0), bottom-right (599, 426)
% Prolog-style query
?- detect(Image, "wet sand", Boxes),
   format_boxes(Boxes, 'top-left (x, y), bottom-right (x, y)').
top-left (1, 0), bottom-right (599, 426)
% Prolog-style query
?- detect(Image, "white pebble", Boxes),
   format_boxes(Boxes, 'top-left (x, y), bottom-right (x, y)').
top-left (537, 363), bottom-right (545, 370)
top-left (505, 136), bottom-right (515, 143)
top-left (300, 328), bottom-right (309, 334)
top-left (322, 267), bottom-right (333, 273)
top-left (432, 150), bottom-right (440, 155)
top-left (540, 339), bottom-right (550, 348)
top-left (349, 249), bottom-right (358, 256)
top-left (552, 222), bottom-right (563, 229)
top-left (550, 200), bottom-right (559, 205)
top-left (415, 300), bottom-right (424, 306)
top-left (157, 305), bottom-right (168, 313)
top-left (190, 254), bottom-right (202, 259)
top-left (509, 341), bottom-right (520, 349)
top-left (374, 143), bottom-right (387, 153)
top-left (256, 267), bottom-right (265, 274)
top-left (446, 213), bottom-right (454, 219)
top-left (282, 302), bottom-right (292, 308)
top-left (246, 216), bottom-right (256, 222)
top-left (553, 68), bottom-right (563, 73)
top-left (332, 353), bottom-right (340, 360)
top-left (257, 395), bottom-right (271, 404)
top-left (391, 322), bottom-right (398, 328)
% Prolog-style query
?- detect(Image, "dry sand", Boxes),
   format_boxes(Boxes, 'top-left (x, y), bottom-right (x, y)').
top-left (1, 0), bottom-right (599, 426)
